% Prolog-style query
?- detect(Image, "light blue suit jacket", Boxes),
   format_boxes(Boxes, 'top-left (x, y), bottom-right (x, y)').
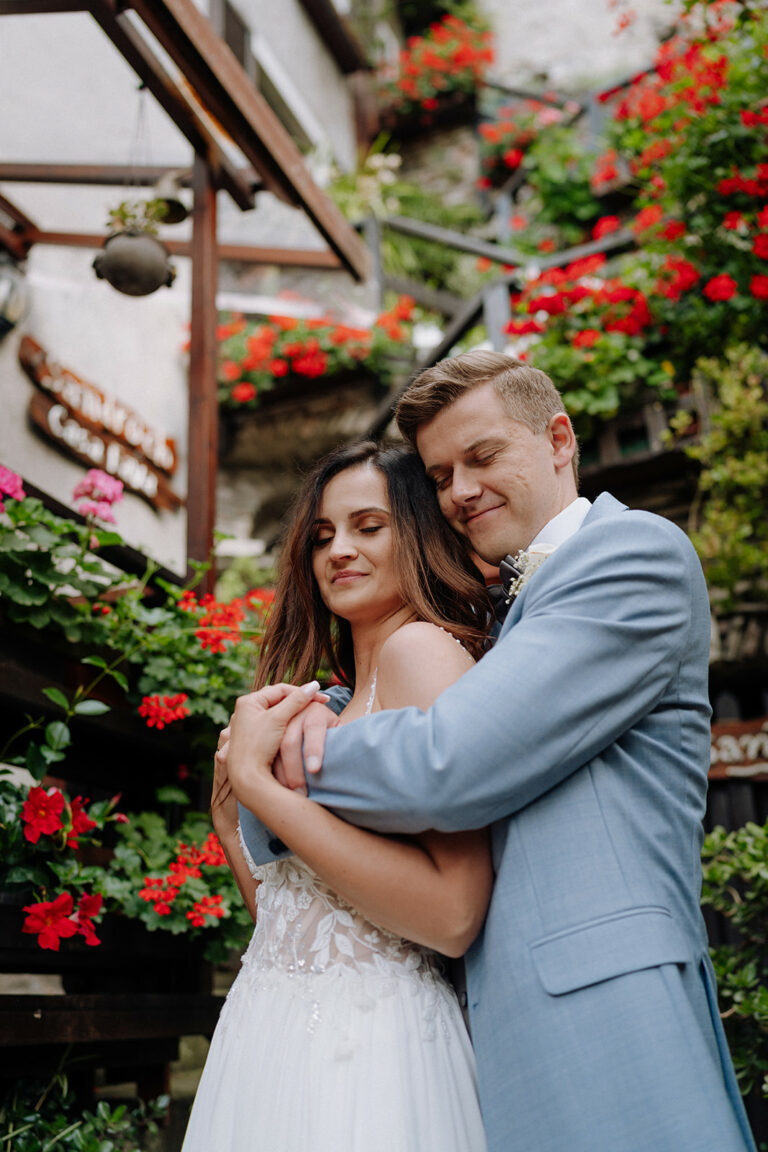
top-left (240, 493), bottom-right (756, 1152)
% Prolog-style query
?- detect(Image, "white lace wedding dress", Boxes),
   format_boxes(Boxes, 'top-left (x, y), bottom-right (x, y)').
top-left (181, 841), bottom-right (487, 1151)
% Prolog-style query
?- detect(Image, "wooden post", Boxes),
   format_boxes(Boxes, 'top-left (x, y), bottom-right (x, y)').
top-left (187, 153), bottom-right (218, 594)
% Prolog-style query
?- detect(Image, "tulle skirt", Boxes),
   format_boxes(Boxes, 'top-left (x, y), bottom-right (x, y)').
top-left (182, 955), bottom-right (487, 1151)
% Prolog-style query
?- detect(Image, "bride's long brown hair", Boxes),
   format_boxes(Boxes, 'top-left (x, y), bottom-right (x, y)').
top-left (255, 441), bottom-right (490, 689)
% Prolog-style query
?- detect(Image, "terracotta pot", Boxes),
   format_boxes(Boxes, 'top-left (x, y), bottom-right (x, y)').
top-left (92, 229), bottom-right (176, 297)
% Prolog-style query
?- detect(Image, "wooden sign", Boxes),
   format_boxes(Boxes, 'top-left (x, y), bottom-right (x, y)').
top-left (19, 335), bottom-right (183, 512)
top-left (709, 717), bottom-right (768, 781)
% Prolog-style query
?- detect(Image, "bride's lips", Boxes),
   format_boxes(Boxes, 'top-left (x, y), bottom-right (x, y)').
top-left (331, 570), bottom-right (365, 584)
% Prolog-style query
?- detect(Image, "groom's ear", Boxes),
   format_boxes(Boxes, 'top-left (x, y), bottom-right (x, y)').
top-left (548, 413), bottom-right (577, 469)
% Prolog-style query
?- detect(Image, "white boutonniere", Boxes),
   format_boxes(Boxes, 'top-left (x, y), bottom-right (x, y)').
top-left (502, 542), bottom-right (557, 606)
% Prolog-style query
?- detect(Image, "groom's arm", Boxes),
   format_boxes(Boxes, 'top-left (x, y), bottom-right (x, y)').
top-left (238, 685), bottom-right (351, 865)
top-left (304, 513), bottom-right (709, 835)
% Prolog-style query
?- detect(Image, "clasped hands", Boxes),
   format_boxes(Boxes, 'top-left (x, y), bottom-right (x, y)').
top-left (214, 682), bottom-right (337, 819)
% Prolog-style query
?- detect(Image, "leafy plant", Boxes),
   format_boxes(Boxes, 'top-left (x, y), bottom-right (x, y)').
top-left (680, 345), bottom-right (768, 609)
top-left (701, 818), bottom-right (768, 1100)
top-left (0, 488), bottom-right (125, 644)
top-left (106, 197), bottom-right (168, 236)
top-left (0, 1066), bottom-right (167, 1151)
top-left (329, 144), bottom-right (486, 294)
top-left (101, 807), bottom-right (253, 965)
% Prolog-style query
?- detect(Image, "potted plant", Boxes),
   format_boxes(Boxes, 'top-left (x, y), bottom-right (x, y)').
top-left (92, 198), bottom-right (176, 297)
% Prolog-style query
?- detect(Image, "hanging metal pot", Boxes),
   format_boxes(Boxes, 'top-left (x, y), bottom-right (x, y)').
top-left (93, 228), bottom-right (176, 297)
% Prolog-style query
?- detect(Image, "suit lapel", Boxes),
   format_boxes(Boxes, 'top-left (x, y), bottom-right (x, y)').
top-left (497, 491), bottom-right (627, 638)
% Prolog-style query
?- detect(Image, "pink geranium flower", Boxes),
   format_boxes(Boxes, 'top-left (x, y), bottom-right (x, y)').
top-left (73, 469), bottom-right (124, 522)
top-left (0, 465), bottom-right (25, 515)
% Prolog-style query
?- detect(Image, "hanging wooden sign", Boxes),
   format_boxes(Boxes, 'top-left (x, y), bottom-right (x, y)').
top-left (709, 717), bottom-right (768, 781)
top-left (19, 335), bottom-right (183, 512)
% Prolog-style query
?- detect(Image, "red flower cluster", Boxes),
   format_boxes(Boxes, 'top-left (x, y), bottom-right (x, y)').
top-left (506, 253), bottom-right (660, 352)
top-left (613, 37), bottom-right (729, 129)
top-left (717, 165), bottom-right (768, 199)
top-left (380, 14), bottom-right (493, 116)
top-left (703, 274), bottom-right (738, 301)
top-left (591, 149), bottom-right (620, 191)
top-left (216, 298), bottom-right (415, 408)
top-left (140, 835), bottom-right (228, 924)
top-left (138, 693), bottom-right (190, 729)
top-left (22, 890), bottom-right (103, 951)
top-left (187, 894), bottom-right (226, 927)
top-left (195, 593), bottom-right (246, 654)
top-left (654, 256), bottom-right (701, 302)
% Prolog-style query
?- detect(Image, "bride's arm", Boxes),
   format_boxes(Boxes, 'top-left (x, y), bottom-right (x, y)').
top-left (228, 625), bottom-right (493, 957)
top-left (211, 727), bottom-right (260, 921)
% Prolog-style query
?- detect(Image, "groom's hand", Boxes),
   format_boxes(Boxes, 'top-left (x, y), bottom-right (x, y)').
top-left (274, 702), bottom-right (338, 792)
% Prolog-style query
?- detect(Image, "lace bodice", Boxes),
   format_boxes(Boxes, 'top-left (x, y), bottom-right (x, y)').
top-left (240, 845), bottom-right (440, 983)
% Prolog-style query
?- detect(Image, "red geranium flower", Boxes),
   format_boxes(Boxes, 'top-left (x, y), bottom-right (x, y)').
top-left (703, 274), bottom-right (738, 301)
top-left (631, 205), bottom-right (664, 235)
top-left (753, 235), bottom-right (768, 259)
top-left (592, 216), bottom-right (621, 240)
top-left (22, 892), bottom-right (78, 951)
top-left (21, 786), bottom-right (65, 844)
top-left (572, 329), bottom-right (601, 348)
top-left (750, 274), bottom-right (768, 300)
top-left (138, 694), bottom-right (190, 729)
top-left (231, 381), bottom-right (257, 403)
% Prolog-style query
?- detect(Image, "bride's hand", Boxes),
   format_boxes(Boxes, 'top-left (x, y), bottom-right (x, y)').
top-left (211, 725), bottom-right (239, 843)
top-left (227, 682), bottom-right (328, 804)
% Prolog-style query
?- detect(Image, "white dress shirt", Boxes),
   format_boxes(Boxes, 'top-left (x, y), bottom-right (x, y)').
top-left (528, 496), bottom-right (592, 551)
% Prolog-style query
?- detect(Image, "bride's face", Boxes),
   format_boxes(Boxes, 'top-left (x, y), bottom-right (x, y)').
top-left (311, 463), bottom-right (405, 624)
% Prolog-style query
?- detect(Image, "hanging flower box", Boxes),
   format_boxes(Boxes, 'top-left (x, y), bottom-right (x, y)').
top-left (215, 297), bottom-right (416, 412)
top-left (376, 14), bottom-right (493, 139)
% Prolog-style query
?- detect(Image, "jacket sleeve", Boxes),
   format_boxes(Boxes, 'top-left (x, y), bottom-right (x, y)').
top-left (308, 512), bottom-right (709, 834)
top-left (238, 685), bottom-right (352, 865)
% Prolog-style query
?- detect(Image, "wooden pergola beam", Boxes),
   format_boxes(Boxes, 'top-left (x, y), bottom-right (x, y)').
top-left (87, 0), bottom-right (256, 211)
top-left (124, 0), bottom-right (370, 280)
top-left (0, 1), bottom-right (87, 11)
top-left (19, 229), bottom-right (342, 268)
top-left (0, 162), bottom-right (261, 192)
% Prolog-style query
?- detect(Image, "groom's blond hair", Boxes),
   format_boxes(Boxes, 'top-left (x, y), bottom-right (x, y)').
top-left (395, 350), bottom-right (580, 479)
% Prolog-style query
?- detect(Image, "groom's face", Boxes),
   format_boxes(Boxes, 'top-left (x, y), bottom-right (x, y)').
top-left (416, 382), bottom-right (573, 564)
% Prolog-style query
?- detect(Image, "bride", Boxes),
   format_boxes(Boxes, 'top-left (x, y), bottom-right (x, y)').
top-left (181, 442), bottom-right (493, 1152)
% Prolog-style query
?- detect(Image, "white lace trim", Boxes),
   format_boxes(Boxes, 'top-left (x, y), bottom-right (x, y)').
top-left (223, 853), bottom-right (452, 1045)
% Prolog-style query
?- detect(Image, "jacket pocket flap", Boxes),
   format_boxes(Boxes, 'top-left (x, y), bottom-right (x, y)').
top-left (530, 906), bottom-right (691, 996)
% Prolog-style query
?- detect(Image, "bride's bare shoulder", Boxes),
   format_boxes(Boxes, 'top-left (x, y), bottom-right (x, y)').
top-left (377, 622), bottom-right (475, 710)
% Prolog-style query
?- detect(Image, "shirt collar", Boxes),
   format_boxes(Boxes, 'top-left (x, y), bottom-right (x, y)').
top-left (528, 496), bottom-right (591, 551)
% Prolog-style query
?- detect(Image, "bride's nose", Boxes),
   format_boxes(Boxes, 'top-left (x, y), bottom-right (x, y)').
top-left (328, 530), bottom-right (358, 562)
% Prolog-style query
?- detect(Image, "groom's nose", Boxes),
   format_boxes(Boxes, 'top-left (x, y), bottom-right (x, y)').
top-left (447, 466), bottom-right (482, 506)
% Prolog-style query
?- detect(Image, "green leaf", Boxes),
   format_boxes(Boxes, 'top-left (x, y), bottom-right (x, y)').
top-left (25, 742), bottom-right (47, 781)
top-left (40, 745), bottom-right (66, 764)
top-left (45, 721), bottom-right (71, 751)
top-left (108, 669), bottom-right (129, 692)
top-left (81, 655), bottom-right (108, 669)
top-left (7, 579), bottom-right (49, 606)
top-left (42, 687), bottom-right (70, 711)
top-left (72, 699), bottom-right (110, 716)
top-left (155, 786), bottom-right (191, 806)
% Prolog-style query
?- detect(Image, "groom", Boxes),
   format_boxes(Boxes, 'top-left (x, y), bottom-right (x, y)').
top-left (240, 351), bottom-right (755, 1152)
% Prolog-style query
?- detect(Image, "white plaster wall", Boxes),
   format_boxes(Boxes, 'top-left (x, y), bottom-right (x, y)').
top-left (0, 246), bottom-right (190, 576)
top-left (232, 0), bottom-right (359, 170)
top-left (477, 0), bottom-right (678, 91)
